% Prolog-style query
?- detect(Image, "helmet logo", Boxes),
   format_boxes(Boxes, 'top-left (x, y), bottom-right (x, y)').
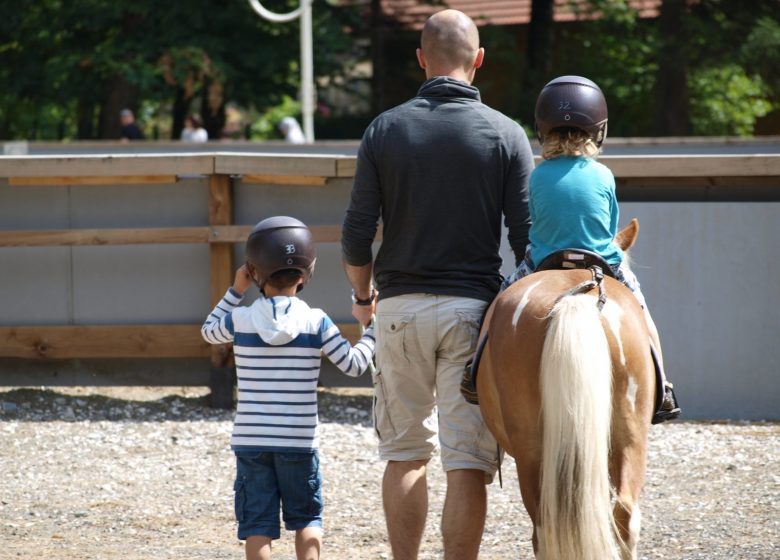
top-left (285, 243), bottom-right (296, 255)
top-left (564, 114), bottom-right (571, 121)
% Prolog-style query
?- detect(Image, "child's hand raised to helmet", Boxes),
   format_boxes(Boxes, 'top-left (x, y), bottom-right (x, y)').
top-left (233, 264), bottom-right (254, 295)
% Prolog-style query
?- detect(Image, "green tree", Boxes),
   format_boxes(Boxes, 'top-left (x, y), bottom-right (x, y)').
top-left (0, 0), bottom-right (368, 140)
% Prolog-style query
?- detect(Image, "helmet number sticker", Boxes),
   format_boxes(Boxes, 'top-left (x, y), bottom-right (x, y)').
top-left (285, 243), bottom-right (296, 255)
top-left (559, 101), bottom-right (571, 110)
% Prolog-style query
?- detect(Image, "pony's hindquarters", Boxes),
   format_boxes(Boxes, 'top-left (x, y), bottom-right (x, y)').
top-left (538, 295), bottom-right (622, 560)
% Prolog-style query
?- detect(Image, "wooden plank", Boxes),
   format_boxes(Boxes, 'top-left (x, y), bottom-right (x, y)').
top-left (0, 322), bottom-right (364, 359)
top-left (209, 224), bottom-right (345, 244)
top-left (0, 224), bottom-right (383, 247)
top-left (335, 157), bottom-right (357, 177)
top-left (617, 176), bottom-right (780, 189)
top-left (8, 175), bottom-right (177, 186)
top-left (601, 155), bottom-right (780, 178)
top-left (0, 227), bottom-right (210, 247)
top-left (214, 152), bottom-right (340, 177)
top-left (208, 174), bottom-right (235, 374)
top-left (0, 153), bottom-right (214, 178)
top-left (242, 174), bottom-right (328, 186)
top-left (0, 325), bottom-right (210, 359)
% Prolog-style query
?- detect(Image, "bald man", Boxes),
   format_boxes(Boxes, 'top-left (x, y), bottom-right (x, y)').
top-left (342, 10), bottom-right (534, 559)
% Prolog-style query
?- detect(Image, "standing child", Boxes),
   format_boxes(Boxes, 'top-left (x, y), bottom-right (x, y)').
top-left (201, 216), bottom-right (376, 560)
top-left (502, 75), bottom-right (680, 424)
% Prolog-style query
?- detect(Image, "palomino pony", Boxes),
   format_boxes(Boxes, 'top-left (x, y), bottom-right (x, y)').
top-left (477, 219), bottom-right (654, 560)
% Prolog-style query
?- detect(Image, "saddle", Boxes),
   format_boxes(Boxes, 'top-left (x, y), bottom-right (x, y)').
top-left (535, 248), bottom-right (616, 278)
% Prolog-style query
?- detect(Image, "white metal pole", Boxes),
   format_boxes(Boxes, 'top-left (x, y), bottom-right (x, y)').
top-left (300, 0), bottom-right (314, 143)
top-left (247, 0), bottom-right (314, 143)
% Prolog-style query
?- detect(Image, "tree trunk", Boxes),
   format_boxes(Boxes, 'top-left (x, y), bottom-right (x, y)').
top-left (201, 79), bottom-right (225, 140)
top-left (76, 98), bottom-right (96, 140)
top-left (528, 0), bottom-right (555, 83)
top-left (654, 0), bottom-right (691, 136)
top-left (370, 0), bottom-right (387, 116)
top-left (97, 75), bottom-right (140, 139)
top-left (171, 87), bottom-right (190, 140)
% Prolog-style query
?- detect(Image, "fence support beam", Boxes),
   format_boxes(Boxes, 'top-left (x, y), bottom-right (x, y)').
top-left (208, 174), bottom-right (236, 408)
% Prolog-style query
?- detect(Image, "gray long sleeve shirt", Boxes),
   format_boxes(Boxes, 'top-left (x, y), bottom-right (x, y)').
top-left (342, 77), bottom-right (534, 303)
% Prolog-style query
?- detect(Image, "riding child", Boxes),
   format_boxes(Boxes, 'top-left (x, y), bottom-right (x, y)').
top-left (201, 216), bottom-right (376, 560)
top-left (502, 75), bottom-right (680, 424)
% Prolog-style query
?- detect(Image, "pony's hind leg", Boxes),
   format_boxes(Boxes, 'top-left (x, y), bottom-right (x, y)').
top-left (611, 440), bottom-right (647, 560)
top-left (613, 495), bottom-right (641, 560)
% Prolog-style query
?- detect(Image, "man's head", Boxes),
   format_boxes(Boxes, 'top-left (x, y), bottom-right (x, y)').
top-left (417, 9), bottom-right (483, 83)
top-left (120, 109), bottom-right (135, 126)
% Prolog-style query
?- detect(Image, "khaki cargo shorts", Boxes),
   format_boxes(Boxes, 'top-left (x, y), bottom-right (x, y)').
top-left (372, 294), bottom-right (499, 477)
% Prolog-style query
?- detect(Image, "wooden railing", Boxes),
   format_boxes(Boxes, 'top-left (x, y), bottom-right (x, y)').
top-left (1, 151), bottom-right (778, 406)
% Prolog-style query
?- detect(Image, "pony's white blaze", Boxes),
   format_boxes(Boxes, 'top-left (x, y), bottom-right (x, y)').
top-left (626, 375), bottom-right (638, 413)
top-left (602, 299), bottom-right (626, 366)
top-left (512, 280), bottom-right (542, 329)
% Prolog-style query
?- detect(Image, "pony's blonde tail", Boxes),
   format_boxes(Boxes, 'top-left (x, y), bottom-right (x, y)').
top-left (539, 295), bottom-right (621, 560)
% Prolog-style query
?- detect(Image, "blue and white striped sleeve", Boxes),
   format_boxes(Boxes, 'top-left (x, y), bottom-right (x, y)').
top-left (201, 288), bottom-right (242, 345)
top-left (320, 315), bottom-right (375, 377)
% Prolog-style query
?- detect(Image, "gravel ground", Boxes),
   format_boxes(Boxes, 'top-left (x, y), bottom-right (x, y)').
top-left (0, 385), bottom-right (778, 560)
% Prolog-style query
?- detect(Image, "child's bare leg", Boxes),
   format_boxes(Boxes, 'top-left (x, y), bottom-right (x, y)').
top-left (245, 535), bottom-right (272, 560)
top-left (295, 527), bottom-right (322, 560)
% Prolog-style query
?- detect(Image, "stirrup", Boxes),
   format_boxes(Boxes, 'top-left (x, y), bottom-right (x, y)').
top-left (652, 383), bottom-right (681, 425)
top-left (460, 360), bottom-right (479, 405)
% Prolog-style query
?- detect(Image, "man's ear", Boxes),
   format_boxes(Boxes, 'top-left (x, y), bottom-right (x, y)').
top-left (474, 47), bottom-right (485, 69)
top-left (416, 48), bottom-right (427, 70)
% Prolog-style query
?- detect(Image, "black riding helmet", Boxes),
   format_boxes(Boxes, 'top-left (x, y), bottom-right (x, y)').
top-left (535, 75), bottom-right (608, 146)
top-left (245, 216), bottom-right (316, 293)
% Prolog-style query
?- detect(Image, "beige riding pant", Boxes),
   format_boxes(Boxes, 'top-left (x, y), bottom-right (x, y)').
top-left (373, 294), bottom-right (499, 476)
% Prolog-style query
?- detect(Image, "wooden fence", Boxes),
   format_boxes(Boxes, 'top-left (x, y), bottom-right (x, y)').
top-left (1, 152), bottom-right (778, 407)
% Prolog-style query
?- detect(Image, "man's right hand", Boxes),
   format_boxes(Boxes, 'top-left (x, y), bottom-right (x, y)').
top-left (352, 297), bottom-right (376, 328)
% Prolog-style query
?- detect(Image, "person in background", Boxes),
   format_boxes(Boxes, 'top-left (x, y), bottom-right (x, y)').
top-left (181, 114), bottom-right (208, 143)
top-left (119, 109), bottom-right (145, 141)
top-left (279, 116), bottom-right (306, 144)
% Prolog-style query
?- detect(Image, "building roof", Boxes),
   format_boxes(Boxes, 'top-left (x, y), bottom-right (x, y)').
top-left (381, 0), bottom-right (663, 29)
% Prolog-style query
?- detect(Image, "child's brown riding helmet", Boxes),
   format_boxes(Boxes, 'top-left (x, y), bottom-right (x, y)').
top-left (245, 216), bottom-right (316, 293)
top-left (535, 75), bottom-right (609, 146)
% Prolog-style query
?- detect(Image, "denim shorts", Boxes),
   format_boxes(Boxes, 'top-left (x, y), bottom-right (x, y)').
top-left (233, 450), bottom-right (323, 540)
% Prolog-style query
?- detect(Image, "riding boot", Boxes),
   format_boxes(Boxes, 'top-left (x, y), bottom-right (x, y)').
top-left (652, 382), bottom-right (681, 425)
top-left (460, 358), bottom-right (479, 405)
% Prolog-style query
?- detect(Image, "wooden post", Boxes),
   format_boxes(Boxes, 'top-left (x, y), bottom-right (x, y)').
top-left (208, 174), bottom-right (236, 409)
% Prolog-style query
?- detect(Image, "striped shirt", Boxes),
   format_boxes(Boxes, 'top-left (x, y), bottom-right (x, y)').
top-left (202, 288), bottom-right (375, 452)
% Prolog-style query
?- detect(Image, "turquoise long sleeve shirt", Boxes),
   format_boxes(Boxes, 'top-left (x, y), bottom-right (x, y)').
top-left (528, 156), bottom-right (623, 268)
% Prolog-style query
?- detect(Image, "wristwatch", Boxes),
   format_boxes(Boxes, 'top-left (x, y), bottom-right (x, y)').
top-left (351, 287), bottom-right (376, 306)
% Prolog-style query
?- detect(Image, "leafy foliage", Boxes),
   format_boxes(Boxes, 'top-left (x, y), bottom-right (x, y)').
top-left (0, 0), bottom-right (368, 140)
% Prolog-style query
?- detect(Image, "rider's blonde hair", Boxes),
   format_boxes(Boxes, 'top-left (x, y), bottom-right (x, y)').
top-left (541, 128), bottom-right (600, 160)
